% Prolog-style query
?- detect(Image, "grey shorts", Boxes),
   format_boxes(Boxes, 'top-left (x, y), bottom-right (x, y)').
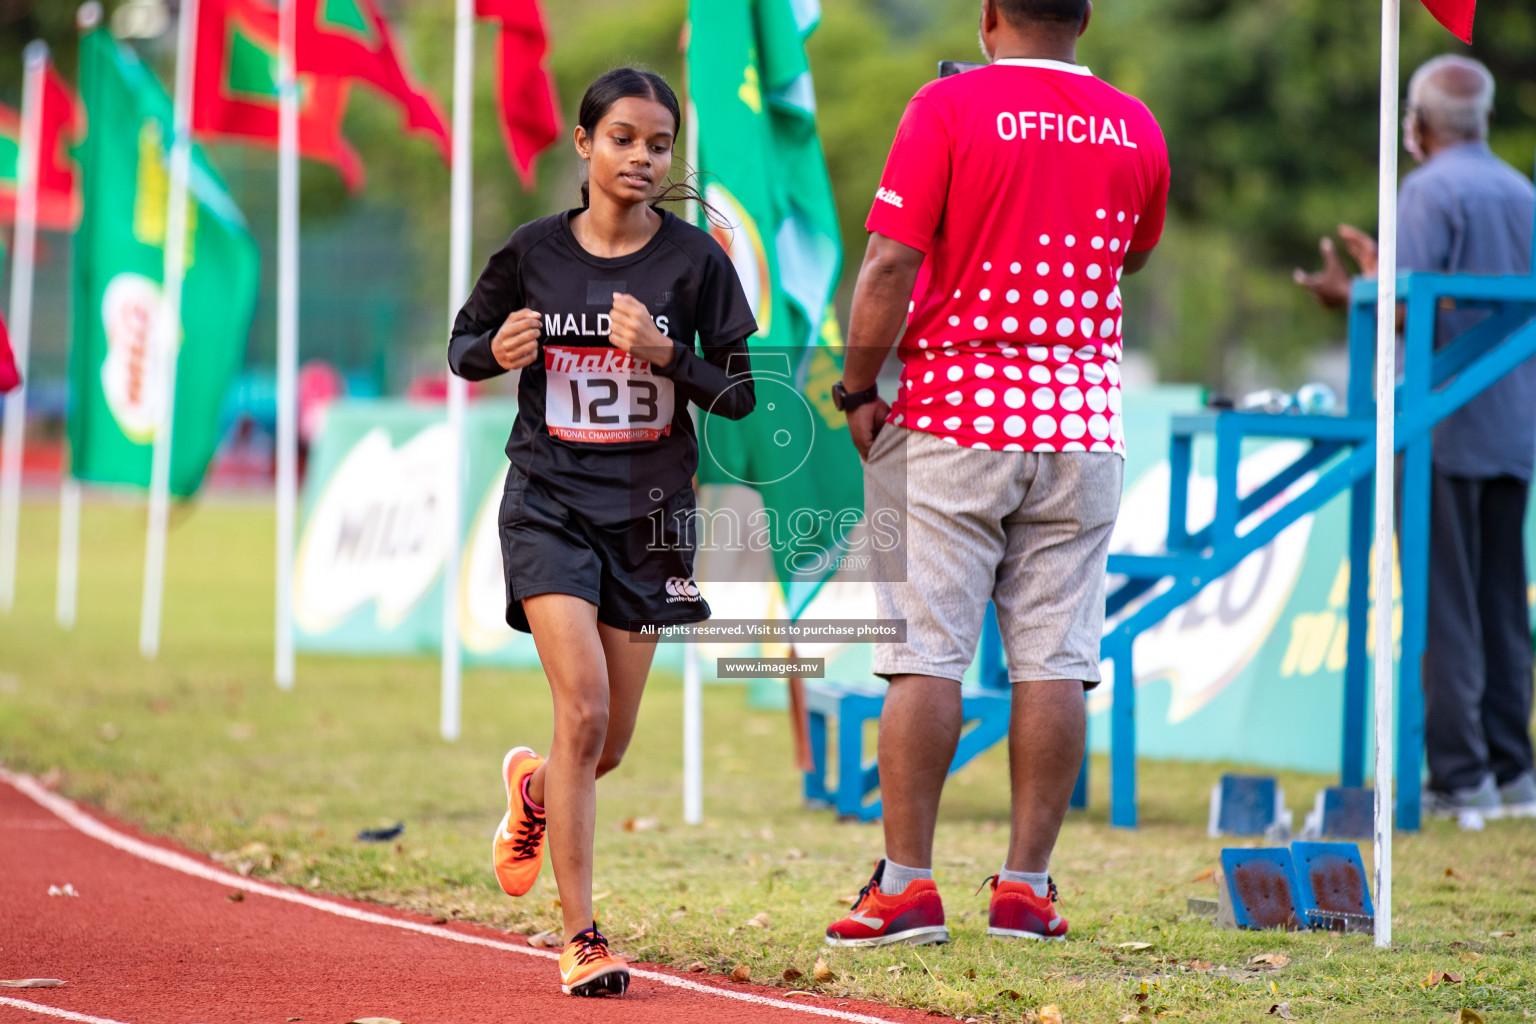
top-left (865, 426), bottom-right (1122, 686)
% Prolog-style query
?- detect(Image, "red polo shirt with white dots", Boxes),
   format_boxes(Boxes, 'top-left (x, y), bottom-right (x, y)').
top-left (866, 58), bottom-right (1169, 454)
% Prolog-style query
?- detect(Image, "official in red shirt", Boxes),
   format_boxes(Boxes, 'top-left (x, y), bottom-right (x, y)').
top-left (826, 0), bottom-right (1169, 948)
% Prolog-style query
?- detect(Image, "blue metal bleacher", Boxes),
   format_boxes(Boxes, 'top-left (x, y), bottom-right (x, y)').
top-left (804, 186), bottom-right (1536, 830)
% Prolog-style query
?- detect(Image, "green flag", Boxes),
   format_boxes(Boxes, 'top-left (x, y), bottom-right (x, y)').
top-left (687, 0), bottom-right (860, 612)
top-left (70, 28), bottom-right (260, 497)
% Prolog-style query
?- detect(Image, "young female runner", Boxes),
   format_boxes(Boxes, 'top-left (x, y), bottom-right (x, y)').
top-left (447, 67), bottom-right (757, 998)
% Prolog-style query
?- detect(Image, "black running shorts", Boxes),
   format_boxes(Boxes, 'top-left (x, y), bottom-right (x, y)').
top-left (497, 467), bottom-right (711, 634)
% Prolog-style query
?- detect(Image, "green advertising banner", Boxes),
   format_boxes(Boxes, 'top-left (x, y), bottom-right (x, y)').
top-left (70, 28), bottom-right (260, 496)
top-left (296, 391), bottom-right (1431, 775)
top-left (293, 401), bottom-right (537, 664)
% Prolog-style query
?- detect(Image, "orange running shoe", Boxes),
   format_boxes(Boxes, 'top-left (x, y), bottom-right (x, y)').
top-left (491, 746), bottom-right (546, 897)
top-left (824, 860), bottom-right (949, 947)
top-left (559, 926), bottom-right (629, 997)
top-left (985, 875), bottom-right (1068, 941)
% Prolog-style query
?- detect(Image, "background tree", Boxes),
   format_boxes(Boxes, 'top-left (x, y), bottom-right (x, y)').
top-left (4, 0), bottom-right (1535, 392)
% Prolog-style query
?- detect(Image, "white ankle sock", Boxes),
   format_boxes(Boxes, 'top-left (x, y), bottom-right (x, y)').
top-left (998, 867), bottom-right (1050, 898)
top-left (880, 859), bottom-right (932, 895)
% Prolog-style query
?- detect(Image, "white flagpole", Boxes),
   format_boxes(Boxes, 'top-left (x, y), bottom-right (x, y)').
top-left (56, 475), bottom-right (80, 628)
top-left (683, 638), bottom-right (703, 824)
top-left (273, 0), bottom-right (298, 689)
top-left (139, 0), bottom-right (198, 658)
top-left (57, 4), bottom-right (102, 632)
top-left (439, 0), bottom-right (474, 743)
top-left (681, 85), bottom-right (703, 826)
top-left (0, 42), bottom-right (47, 614)
top-left (1371, 0), bottom-right (1401, 951)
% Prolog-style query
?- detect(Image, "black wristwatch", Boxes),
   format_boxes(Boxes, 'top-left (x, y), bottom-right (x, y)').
top-left (832, 380), bottom-right (880, 413)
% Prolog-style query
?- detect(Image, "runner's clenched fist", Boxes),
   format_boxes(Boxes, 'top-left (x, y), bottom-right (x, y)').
top-left (608, 293), bottom-right (676, 367)
top-left (492, 309), bottom-right (542, 371)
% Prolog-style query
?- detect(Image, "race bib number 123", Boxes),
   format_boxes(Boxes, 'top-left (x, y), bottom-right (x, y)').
top-left (544, 345), bottom-right (675, 443)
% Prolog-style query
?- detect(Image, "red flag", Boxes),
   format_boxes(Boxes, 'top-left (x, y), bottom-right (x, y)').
top-left (0, 312), bottom-right (19, 394)
top-left (192, 0), bottom-right (365, 191)
top-left (475, 0), bottom-right (562, 190)
top-left (0, 65), bottom-right (84, 231)
top-left (1420, 0), bottom-right (1475, 43)
top-left (295, 0), bottom-right (449, 163)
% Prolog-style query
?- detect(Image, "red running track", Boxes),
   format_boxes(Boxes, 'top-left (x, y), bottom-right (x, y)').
top-left (0, 772), bottom-right (932, 1024)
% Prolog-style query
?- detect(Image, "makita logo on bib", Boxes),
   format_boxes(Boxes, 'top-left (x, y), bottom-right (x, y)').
top-left (665, 577), bottom-right (701, 603)
top-left (875, 187), bottom-right (904, 208)
top-left (544, 346), bottom-right (652, 376)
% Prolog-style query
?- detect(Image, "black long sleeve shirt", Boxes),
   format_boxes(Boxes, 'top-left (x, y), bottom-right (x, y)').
top-left (448, 209), bottom-right (757, 525)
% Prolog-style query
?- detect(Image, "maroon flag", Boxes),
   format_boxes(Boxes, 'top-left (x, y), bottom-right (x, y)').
top-left (0, 313), bottom-right (19, 394)
top-left (295, 0), bottom-right (449, 162)
top-left (0, 64), bottom-right (84, 231)
top-left (192, 0), bottom-right (365, 191)
top-left (1420, 0), bottom-right (1475, 42)
top-left (475, 0), bottom-right (562, 190)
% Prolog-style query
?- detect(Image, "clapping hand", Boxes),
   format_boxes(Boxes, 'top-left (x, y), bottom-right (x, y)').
top-left (1294, 224), bottom-right (1379, 310)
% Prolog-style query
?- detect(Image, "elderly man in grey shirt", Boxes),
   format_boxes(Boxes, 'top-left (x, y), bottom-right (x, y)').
top-left (1299, 54), bottom-right (1536, 818)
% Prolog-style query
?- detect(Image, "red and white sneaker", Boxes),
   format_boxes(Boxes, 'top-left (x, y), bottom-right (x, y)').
top-left (824, 860), bottom-right (949, 948)
top-left (985, 875), bottom-right (1068, 941)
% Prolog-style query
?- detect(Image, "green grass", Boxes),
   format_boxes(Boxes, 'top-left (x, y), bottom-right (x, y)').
top-left (3, 497), bottom-right (1535, 1023)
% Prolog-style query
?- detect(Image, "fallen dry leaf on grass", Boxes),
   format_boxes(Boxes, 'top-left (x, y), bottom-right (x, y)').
top-left (1191, 866), bottom-right (1216, 883)
top-left (746, 912), bottom-right (771, 929)
top-left (782, 968), bottom-right (803, 982)
top-left (1, 980), bottom-right (65, 988)
top-left (622, 817), bottom-right (660, 832)
top-left (1039, 1004), bottom-right (1064, 1024)
top-left (1250, 953), bottom-right (1290, 967)
top-left (1117, 942), bottom-right (1154, 951)
top-left (730, 964), bottom-right (751, 983)
top-left (886, 965), bottom-right (903, 976)
top-left (1489, 931), bottom-right (1516, 938)
top-left (1457, 1009), bottom-right (1485, 1024)
top-left (525, 929), bottom-right (561, 949)
top-left (685, 961), bottom-right (708, 973)
top-left (814, 958), bottom-right (836, 983)
top-left (1189, 960), bottom-right (1214, 971)
top-left (1425, 971), bottom-right (1464, 987)
top-left (1459, 951), bottom-right (1482, 964)
top-left (997, 989), bottom-right (1022, 1001)
top-left (1267, 1003), bottom-right (1296, 1020)
top-left (1444, 866), bottom-right (1464, 879)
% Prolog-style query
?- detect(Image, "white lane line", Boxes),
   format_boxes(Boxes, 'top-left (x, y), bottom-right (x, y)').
top-left (1, 771), bottom-right (898, 1024)
top-left (0, 996), bottom-right (132, 1024)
